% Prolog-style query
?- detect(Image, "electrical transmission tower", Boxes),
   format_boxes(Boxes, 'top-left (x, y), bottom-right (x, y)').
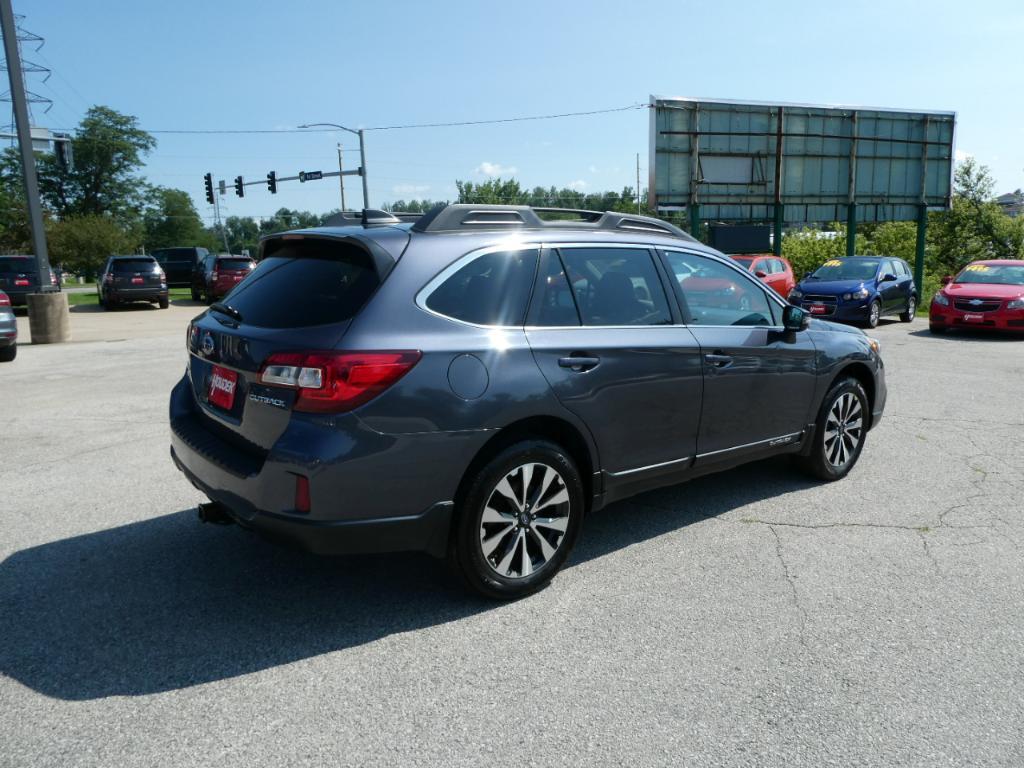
top-left (0, 14), bottom-right (51, 135)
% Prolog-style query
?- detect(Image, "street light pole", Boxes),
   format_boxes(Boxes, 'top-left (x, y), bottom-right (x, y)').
top-left (336, 143), bottom-right (346, 211)
top-left (299, 122), bottom-right (369, 209)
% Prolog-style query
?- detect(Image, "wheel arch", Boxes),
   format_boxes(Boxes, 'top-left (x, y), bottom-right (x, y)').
top-left (831, 362), bottom-right (876, 427)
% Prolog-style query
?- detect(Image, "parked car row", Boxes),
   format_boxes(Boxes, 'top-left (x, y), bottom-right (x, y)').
top-left (0, 290), bottom-right (16, 362)
top-left (0, 255), bottom-right (59, 306)
top-left (97, 255), bottom-right (169, 310)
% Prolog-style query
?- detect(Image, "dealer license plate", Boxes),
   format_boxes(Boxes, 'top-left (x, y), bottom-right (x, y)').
top-left (208, 365), bottom-right (238, 410)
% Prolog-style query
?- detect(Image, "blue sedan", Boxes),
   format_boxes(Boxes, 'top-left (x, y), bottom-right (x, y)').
top-left (788, 256), bottom-right (918, 328)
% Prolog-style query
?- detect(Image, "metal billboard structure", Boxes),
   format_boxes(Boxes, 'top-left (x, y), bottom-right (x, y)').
top-left (649, 96), bottom-right (956, 288)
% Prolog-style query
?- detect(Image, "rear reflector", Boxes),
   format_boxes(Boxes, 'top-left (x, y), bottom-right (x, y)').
top-left (0, 293), bottom-right (9, 307)
top-left (259, 350), bottom-right (421, 413)
top-left (294, 474), bottom-right (311, 514)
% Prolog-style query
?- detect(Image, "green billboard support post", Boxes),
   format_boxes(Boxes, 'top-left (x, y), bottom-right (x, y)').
top-left (846, 204), bottom-right (857, 257)
top-left (689, 204), bottom-right (701, 241)
top-left (914, 204), bottom-right (927, 296)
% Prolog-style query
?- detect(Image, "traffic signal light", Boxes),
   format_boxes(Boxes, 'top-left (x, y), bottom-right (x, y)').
top-left (203, 173), bottom-right (214, 205)
top-left (267, 171), bottom-right (277, 194)
top-left (234, 176), bottom-right (245, 198)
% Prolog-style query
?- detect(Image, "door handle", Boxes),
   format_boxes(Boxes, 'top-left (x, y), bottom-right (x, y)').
top-left (704, 353), bottom-right (733, 368)
top-left (558, 355), bottom-right (601, 371)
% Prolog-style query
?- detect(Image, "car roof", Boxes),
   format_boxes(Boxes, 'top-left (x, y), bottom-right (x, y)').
top-left (968, 259), bottom-right (1024, 266)
top-left (110, 254), bottom-right (155, 260)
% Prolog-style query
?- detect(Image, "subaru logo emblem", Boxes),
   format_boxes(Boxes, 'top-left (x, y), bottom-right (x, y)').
top-left (969, 299), bottom-right (983, 306)
top-left (201, 332), bottom-right (215, 356)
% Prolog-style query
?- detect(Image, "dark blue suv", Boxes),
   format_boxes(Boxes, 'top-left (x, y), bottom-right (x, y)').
top-left (788, 256), bottom-right (917, 328)
top-left (170, 205), bottom-right (887, 599)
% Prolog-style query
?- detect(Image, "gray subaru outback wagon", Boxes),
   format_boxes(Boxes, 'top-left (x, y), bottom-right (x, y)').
top-left (170, 205), bottom-right (886, 599)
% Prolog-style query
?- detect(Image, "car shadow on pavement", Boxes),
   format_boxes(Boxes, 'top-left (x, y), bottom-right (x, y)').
top-left (171, 298), bottom-right (208, 308)
top-left (0, 456), bottom-right (811, 700)
top-left (908, 328), bottom-right (1022, 342)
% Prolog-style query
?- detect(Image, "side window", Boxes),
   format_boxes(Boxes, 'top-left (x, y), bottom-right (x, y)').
top-left (664, 251), bottom-right (776, 327)
top-left (752, 259), bottom-right (767, 275)
top-left (557, 247), bottom-right (671, 326)
top-left (425, 249), bottom-right (539, 326)
top-left (883, 259), bottom-right (897, 278)
top-left (898, 260), bottom-right (910, 277)
top-left (771, 259), bottom-right (787, 274)
top-left (531, 251), bottom-right (580, 326)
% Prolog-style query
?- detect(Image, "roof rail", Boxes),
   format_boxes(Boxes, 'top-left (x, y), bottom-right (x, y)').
top-left (410, 203), bottom-right (694, 240)
top-left (320, 209), bottom-right (424, 228)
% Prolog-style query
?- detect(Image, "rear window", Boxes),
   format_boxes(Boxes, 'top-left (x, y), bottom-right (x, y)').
top-left (221, 241), bottom-right (378, 328)
top-left (112, 258), bottom-right (158, 272)
top-left (217, 258), bottom-right (253, 271)
top-left (425, 249), bottom-right (539, 326)
top-left (0, 257), bottom-right (35, 273)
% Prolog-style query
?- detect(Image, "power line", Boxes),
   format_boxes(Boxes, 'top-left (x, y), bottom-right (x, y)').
top-left (50, 103), bottom-right (649, 136)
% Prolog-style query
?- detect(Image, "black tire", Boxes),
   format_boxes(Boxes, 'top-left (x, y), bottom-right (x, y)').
top-left (159, 296), bottom-right (169, 309)
top-left (795, 377), bottom-right (869, 482)
top-left (929, 324), bottom-right (948, 335)
top-left (0, 344), bottom-right (15, 362)
top-left (190, 287), bottom-right (200, 301)
top-left (899, 296), bottom-right (917, 322)
top-left (863, 299), bottom-right (881, 329)
top-left (449, 439), bottom-right (584, 600)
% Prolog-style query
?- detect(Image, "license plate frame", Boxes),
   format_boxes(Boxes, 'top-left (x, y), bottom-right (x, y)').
top-left (131, 276), bottom-right (144, 285)
top-left (962, 313), bottom-right (984, 323)
top-left (208, 365), bottom-right (238, 411)
top-left (809, 304), bottom-right (827, 314)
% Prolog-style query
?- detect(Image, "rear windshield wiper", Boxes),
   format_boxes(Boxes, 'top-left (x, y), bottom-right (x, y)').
top-left (210, 302), bottom-right (243, 322)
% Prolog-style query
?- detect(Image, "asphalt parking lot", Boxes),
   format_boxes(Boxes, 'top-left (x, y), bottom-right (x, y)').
top-left (2, 311), bottom-right (1022, 767)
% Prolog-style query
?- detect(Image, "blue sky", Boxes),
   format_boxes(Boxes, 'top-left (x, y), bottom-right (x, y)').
top-left (14, 0), bottom-right (1024, 223)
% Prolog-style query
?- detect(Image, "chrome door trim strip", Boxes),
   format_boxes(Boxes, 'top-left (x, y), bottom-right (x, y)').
top-left (609, 455), bottom-right (692, 478)
top-left (696, 431), bottom-right (804, 460)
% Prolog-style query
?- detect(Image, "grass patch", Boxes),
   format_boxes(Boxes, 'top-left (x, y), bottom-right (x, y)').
top-left (66, 288), bottom-right (192, 307)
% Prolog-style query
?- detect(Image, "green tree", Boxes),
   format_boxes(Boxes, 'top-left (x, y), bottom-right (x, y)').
top-left (47, 215), bottom-right (138, 277)
top-left (223, 216), bottom-right (260, 255)
top-left (143, 187), bottom-right (207, 250)
top-left (782, 226), bottom-right (868, 278)
top-left (36, 105), bottom-right (156, 224)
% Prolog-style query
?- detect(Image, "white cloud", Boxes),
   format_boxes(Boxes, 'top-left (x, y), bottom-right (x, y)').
top-left (391, 183), bottom-right (430, 197)
top-left (567, 179), bottom-right (588, 191)
top-left (955, 148), bottom-right (973, 163)
top-left (476, 161), bottom-right (518, 177)
top-left (588, 165), bottom-right (599, 174)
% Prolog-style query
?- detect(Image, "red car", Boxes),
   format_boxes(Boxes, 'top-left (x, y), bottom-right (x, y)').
top-left (730, 254), bottom-right (796, 298)
top-left (191, 254), bottom-right (255, 303)
top-left (930, 260), bottom-right (1024, 334)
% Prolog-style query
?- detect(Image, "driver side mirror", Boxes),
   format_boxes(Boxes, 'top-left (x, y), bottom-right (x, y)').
top-left (782, 305), bottom-right (809, 332)
top-left (880, 273), bottom-right (897, 283)
top-left (754, 270), bottom-right (768, 278)
top-left (940, 275), bottom-right (953, 285)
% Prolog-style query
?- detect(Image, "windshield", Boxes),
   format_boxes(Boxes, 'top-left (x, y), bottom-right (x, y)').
top-left (217, 258), bottom-right (253, 271)
top-left (809, 259), bottom-right (879, 281)
top-left (954, 263), bottom-right (1024, 285)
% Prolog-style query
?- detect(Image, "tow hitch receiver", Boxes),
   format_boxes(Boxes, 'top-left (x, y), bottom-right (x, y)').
top-left (197, 501), bottom-right (235, 525)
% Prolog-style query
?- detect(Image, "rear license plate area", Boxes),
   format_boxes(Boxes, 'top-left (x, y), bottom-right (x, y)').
top-left (208, 365), bottom-right (238, 410)
top-left (131, 276), bottom-right (144, 284)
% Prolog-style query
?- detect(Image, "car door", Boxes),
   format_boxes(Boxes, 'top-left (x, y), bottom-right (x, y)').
top-left (877, 259), bottom-right (903, 313)
top-left (896, 259), bottom-right (915, 309)
top-left (661, 248), bottom-right (818, 464)
top-left (526, 245), bottom-right (703, 476)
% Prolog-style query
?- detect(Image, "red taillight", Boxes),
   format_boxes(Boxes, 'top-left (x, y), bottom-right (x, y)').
top-left (49, 269), bottom-right (57, 285)
top-left (0, 293), bottom-right (9, 307)
top-left (294, 474), bottom-right (311, 513)
top-left (258, 350), bottom-right (421, 413)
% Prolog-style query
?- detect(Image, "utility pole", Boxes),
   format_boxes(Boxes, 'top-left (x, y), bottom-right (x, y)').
top-left (1, 0), bottom-right (68, 342)
top-left (336, 143), bottom-right (346, 211)
top-left (214, 188), bottom-right (229, 252)
top-left (636, 153), bottom-right (641, 214)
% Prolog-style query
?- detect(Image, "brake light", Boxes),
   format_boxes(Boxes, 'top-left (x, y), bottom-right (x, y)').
top-left (0, 293), bottom-right (9, 307)
top-left (259, 350), bottom-right (421, 413)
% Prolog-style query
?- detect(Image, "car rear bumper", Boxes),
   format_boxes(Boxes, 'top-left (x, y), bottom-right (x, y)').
top-left (168, 374), bottom-right (479, 557)
top-left (930, 304), bottom-right (1024, 332)
top-left (106, 287), bottom-right (169, 301)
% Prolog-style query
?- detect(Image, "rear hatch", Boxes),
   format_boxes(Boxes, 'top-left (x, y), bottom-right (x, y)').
top-left (112, 257), bottom-right (163, 290)
top-left (186, 233), bottom-right (403, 454)
top-left (0, 257), bottom-right (40, 294)
top-left (213, 257), bottom-right (254, 292)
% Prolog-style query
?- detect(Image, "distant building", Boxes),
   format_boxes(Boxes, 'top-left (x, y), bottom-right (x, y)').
top-left (996, 190), bottom-right (1023, 217)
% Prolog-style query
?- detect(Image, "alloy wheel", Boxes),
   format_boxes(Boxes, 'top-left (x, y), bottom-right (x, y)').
top-left (824, 392), bottom-right (864, 468)
top-left (479, 462), bottom-right (571, 579)
top-left (869, 302), bottom-right (880, 326)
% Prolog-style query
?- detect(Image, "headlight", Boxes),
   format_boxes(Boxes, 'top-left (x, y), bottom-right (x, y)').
top-left (932, 292), bottom-right (950, 306)
top-left (842, 288), bottom-right (870, 301)
top-left (1007, 297), bottom-right (1024, 310)
top-left (866, 336), bottom-right (881, 354)
top-left (789, 289), bottom-right (803, 301)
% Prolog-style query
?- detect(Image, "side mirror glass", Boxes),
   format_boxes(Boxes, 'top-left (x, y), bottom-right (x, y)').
top-left (880, 273), bottom-right (897, 283)
top-left (940, 275), bottom-right (953, 285)
top-left (754, 270), bottom-right (767, 278)
top-left (783, 305), bottom-right (809, 331)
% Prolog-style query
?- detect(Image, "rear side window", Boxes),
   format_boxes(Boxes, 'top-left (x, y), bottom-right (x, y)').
top-left (0, 258), bottom-right (35, 273)
top-left (557, 247), bottom-right (671, 326)
top-left (224, 240), bottom-right (379, 328)
top-left (425, 249), bottom-right (539, 326)
top-left (112, 258), bottom-right (158, 272)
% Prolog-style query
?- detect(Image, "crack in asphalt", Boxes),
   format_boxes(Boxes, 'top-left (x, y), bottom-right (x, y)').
top-left (767, 525), bottom-right (808, 649)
